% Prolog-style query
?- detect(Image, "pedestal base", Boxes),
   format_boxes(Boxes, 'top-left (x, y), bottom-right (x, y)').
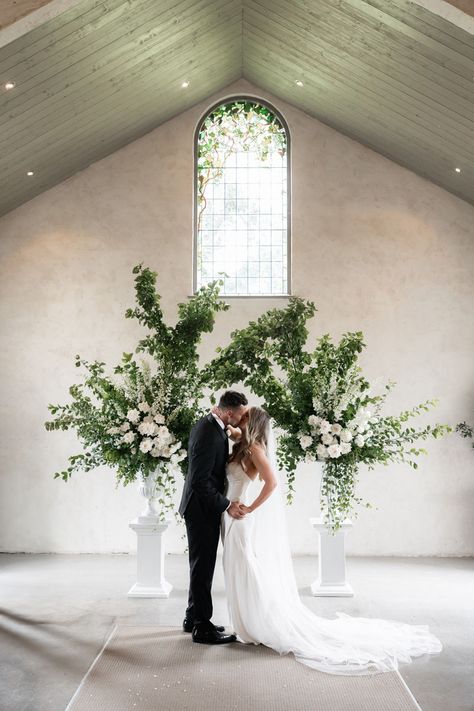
top-left (310, 581), bottom-right (354, 597)
top-left (128, 516), bottom-right (173, 599)
top-left (310, 516), bottom-right (354, 597)
top-left (127, 580), bottom-right (173, 598)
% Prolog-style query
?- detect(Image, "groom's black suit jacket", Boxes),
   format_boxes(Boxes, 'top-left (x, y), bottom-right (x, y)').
top-left (178, 414), bottom-right (230, 518)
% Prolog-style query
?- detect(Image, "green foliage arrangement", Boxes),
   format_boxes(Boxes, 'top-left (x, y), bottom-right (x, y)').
top-left (204, 297), bottom-right (453, 531)
top-left (44, 264), bottom-right (228, 519)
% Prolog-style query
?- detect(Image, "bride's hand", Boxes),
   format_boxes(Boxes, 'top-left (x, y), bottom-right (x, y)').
top-left (226, 424), bottom-right (242, 441)
top-left (238, 504), bottom-right (253, 514)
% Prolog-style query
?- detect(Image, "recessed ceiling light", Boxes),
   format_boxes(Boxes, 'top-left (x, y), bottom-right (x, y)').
top-left (4, 81), bottom-right (15, 90)
top-left (181, 81), bottom-right (189, 88)
top-left (455, 167), bottom-right (461, 173)
top-left (27, 170), bottom-right (34, 176)
top-left (295, 80), bottom-right (304, 87)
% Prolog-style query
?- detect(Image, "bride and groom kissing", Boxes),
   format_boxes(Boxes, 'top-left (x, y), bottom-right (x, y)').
top-left (178, 390), bottom-right (443, 674)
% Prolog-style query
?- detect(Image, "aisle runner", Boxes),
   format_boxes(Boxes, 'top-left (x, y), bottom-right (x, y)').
top-left (65, 625), bottom-right (423, 711)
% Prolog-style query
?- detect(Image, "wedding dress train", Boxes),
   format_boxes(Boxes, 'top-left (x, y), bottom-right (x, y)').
top-left (221, 459), bottom-right (443, 676)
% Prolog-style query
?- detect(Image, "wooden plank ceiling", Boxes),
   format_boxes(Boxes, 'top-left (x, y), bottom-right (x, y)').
top-left (444, 1), bottom-right (474, 16)
top-left (0, 0), bottom-right (472, 218)
top-left (0, 1), bottom-right (57, 31)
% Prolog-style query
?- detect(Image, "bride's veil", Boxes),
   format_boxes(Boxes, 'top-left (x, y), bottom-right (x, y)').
top-left (244, 418), bottom-right (443, 675)
top-left (248, 420), bottom-right (300, 604)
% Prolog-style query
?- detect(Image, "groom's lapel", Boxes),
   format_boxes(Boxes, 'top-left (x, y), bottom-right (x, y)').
top-left (207, 413), bottom-right (228, 443)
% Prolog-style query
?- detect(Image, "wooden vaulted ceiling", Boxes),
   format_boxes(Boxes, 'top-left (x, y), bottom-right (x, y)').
top-left (0, 0), bottom-right (473, 218)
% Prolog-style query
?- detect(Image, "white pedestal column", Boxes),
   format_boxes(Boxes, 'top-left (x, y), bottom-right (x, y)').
top-left (128, 515), bottom-right (173, 598)
top-left (310, 517), bottom-right (354, 597)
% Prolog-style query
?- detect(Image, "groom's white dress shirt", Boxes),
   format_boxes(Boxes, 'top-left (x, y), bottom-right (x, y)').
top-left (211, 412), bottom-right (231, 511)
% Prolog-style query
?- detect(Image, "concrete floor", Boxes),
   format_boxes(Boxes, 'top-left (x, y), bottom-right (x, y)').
top-left (0, 554), bottom-right (472, 711)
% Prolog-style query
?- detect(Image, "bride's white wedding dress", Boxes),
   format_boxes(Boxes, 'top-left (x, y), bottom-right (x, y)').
top-left (221, 458), bottom-right (443, 676)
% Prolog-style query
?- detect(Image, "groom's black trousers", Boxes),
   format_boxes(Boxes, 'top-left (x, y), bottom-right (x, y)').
top-left (184, 494), bottom-right (221, 623)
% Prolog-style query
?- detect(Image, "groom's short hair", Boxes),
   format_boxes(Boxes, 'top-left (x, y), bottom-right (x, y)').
top-left (218, 390), bottom-right (248, 410)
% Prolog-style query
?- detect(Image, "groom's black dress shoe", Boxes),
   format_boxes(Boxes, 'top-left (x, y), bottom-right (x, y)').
top-left (182, 618), bottom-right (225, 633)
top-left (191, 621), bottom-right (237, 645)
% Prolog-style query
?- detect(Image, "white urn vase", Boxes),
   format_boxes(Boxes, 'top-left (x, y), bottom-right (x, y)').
top-left (309, 462), bottom-right (354, 597)
top-left (137, 467), bottom-right (164, 521)
top-left (128, 468), bottom-right (173, 598)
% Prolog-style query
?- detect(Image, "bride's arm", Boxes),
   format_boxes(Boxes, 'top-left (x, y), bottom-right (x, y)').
top-left (226, 424), bottom-right (242, 442)
top-left (239, 443), bottom-right (277, 513)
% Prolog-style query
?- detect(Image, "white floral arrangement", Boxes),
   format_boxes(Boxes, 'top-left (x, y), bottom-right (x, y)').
top-left (106, 400), bottom-right (186, 468)
top-left (276, 352), bottom-right (451, 531)
top-left (45, 352), bottom-right (194, 521)
top-left (299, 406), bottom-right (377, 463)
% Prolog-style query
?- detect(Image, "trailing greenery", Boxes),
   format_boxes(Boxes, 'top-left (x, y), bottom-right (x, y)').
top-left (204, 298), bottom-right (453, 532)
top-left (45, 264), bottom-right (229, 520)
top-left (456, 420), bottom-right (473, 448)
top-left (197, 100), bottom-right (287, 231)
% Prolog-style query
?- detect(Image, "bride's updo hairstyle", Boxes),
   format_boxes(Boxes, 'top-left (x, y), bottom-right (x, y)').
top-left (229, 406), bottom-right (270, 480)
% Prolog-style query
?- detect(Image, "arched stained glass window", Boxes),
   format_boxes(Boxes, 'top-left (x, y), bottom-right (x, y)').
top-left (194, 98), bottom-right (290, 296)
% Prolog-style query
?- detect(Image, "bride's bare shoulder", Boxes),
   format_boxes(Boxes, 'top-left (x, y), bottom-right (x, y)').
top-left (248, 442), bottom-right (267, 459)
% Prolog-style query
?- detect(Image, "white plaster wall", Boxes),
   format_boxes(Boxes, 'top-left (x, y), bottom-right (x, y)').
top-left (0, 78), bottom-right (472, 556)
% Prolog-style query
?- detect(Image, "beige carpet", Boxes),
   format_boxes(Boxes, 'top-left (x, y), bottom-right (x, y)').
top-left (65, 625), bottom-right (423, 711)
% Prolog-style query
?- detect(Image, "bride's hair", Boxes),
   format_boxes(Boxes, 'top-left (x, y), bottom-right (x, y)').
top-left (229, 406), bottom-right (270, 479)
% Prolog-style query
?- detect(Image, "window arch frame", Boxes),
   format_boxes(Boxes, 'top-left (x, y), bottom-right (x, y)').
top-left (192, 94), bottom-right (292, 298)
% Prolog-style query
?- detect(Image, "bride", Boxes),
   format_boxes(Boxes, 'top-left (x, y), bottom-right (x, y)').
top-left (221, 406), bottom-right (443, 676)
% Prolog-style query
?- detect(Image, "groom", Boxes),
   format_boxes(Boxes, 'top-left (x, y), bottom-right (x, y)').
top-left (178, 390), bottom-right (248, 644)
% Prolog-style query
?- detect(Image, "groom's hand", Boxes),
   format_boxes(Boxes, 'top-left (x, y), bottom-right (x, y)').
top-left (227, 501), bottom-right (246, 519)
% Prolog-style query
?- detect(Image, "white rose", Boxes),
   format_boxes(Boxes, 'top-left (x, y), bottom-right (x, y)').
top-left (161, 445), bottom-right (171, 458)
top-left (138, 401), bottom-right (150, 413)
top-left (330, 423), bottom-right (342, 436)
top-left (357, 422), bottom-right (368, 433)
top-left (120, 421), bottom-right (130, 432)
top-left (299, 434), bottom-right (313, 450)
top-left (170, 441), bottom-right (182, 454)
top-left (321, 432), bottom-right (335, 446)
top-left (354, 434), bottom-right (365, 447)
top-left (319, 420), bottom-right (332, 434)
top-left (316, 444), bottom-right (329, 459)
top-left (138, 421), bottom-right (158, 436)
top-left (156, 425), bottom-right (172, 440)
top-left (340, 442), bottom-right (352, 455)
top-left (327, 443), bottom-right (342, 458)
top-left (308, 415), bottom-right (322, 427)
top-left (340, 429), bottom-right (353, 443)
top-left (126, 409), bottom-right (141, 423)
top-left (122, 431), bottom-right (135, 443)
top-left (139, 438), bottom-right (153, 453)
top-left (153, 413), bottom-right (166, 424)
top-left (142, 414), bottom-right (154, 423)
